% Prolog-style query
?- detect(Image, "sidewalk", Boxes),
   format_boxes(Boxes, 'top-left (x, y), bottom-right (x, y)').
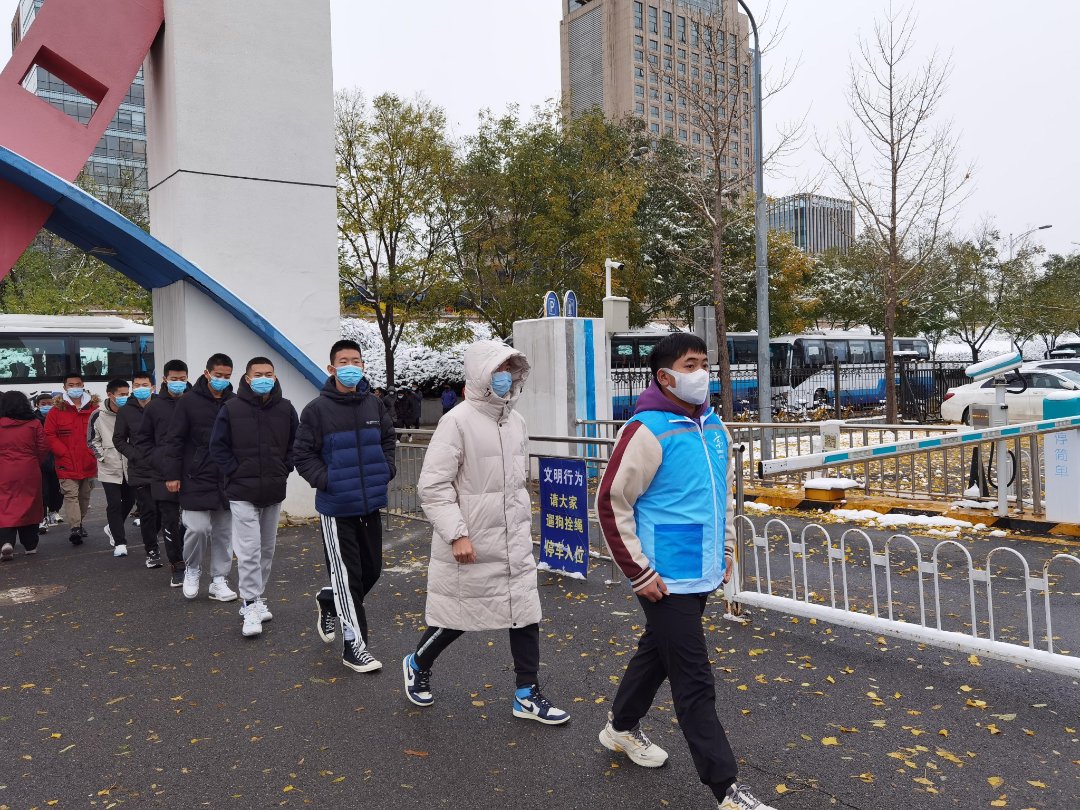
top-left (1, 504), bottom-right (1076, 809)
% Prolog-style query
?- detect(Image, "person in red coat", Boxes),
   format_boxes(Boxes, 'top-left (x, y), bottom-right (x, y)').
top-left (44, 371), bottom-right (99, 545)
top-left (0, 391), bottom-right (51, 561)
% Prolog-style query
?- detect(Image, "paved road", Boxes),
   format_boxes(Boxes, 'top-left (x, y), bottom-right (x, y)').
top-left (2, 497), bottom-right (1079, 809)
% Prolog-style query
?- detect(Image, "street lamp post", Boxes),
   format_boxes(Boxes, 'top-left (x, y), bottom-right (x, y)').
top-left (1008, 224), bottom-right (1052, 261)
top-left (735, 0), bottom-right (771, 458)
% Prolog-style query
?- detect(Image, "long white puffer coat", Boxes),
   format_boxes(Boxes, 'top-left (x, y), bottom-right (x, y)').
top-left (418, 341), bottom-right (541, 631)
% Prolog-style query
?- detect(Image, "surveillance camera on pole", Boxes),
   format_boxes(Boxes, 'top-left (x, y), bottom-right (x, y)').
top-left (603, 258), bottom-right (628, 335)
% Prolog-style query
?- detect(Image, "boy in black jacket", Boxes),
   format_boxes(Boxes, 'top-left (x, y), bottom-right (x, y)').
top-left (112, 371), bottom-right (162, 568)
top-left (161, 353), bottom-right (237, 603)
top-left (133, 359), bottom-right (190, 588)
top-left (294, 340), bottom-right (396, 673)
top-left (209, 357), bottom-right (298, 638)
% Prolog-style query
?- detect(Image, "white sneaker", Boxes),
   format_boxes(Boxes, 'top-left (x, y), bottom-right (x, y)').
top-left (598, 712), bottom-right (669, 768)
top-left (113, 544), bottom-right (128, 558)
top-left (254, 598), bottom-right (273, 622)
top-left (241, 603), bottom-right (263, 637)
top-left (208, 577), bottom-right (238, 602)
top-left (718, 784), bottom-right (777, 810)
top-left (182, 567), bottom-right (201, 600)
top-left (104, 525), bottom-right (115, 547)
top-left (49, 512), bottom-right (62, 526)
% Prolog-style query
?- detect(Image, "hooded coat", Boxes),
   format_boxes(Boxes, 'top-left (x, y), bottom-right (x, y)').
top-left (418, 340), bottom-right (541, 631)
top-left (44, 393), bottom-right (99, 480)
top-left (0, 417), bottom-right (50, 528)
top-left (87, 401), bottom-right (129, 485)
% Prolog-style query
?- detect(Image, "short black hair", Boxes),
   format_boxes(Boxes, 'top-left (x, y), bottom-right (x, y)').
top-left (163, 359), bottom-right (188, 376)
top-left (330, 339), bottom-right (362, 364)
top-left (246, 356), bottom-right (274, 373)
top-left (106, 378), bottom-right (130, 395)
top-left (34, 393), bottom-right (53, 406)
top-left (205, 353), bottom-right (233, 372)
top-left (63, 371), bottom-right (83, 384)
top-left (648, 333), bottom-right (709, 383)
top-left (0, 390), bottom-right (34, 420)
top-left (131, 372), bottom-right (152, 384)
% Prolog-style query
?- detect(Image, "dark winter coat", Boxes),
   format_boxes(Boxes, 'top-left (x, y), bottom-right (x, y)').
top-left (0, 417), bottom-right (50, 528)
top-left (44, 394), bottom-right (99, 480)
top-left (294, 377), bottom-right (396, 518)
top-left (441, 388), bottom-right (458, 410)
top-left (209, 378), bottom-right (299, 508)
top-left (134, 382), bottom-right (190, 502)
top-left (114, 396), bottom-right (155, 486)
top-left (160, 376), bottom-right (235, 512)
top-left (393, 391), bottom-right (421, 428)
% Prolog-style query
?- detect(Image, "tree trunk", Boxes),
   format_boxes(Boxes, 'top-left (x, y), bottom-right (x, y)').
top-left (711, 184), bottom-right (732, 421)
top-left (883, 260), bottom-right (898, 423)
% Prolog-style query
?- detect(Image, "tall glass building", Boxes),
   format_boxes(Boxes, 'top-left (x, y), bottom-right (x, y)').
top-left (9, 0), bottom-right (148, 213)
top-left (768, 194), bottom-right (854, 255)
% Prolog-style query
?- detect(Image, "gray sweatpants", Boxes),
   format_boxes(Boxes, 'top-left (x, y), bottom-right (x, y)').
top-left (182, 508), bottom-right (233, 579)
top-left (230, 501), bottom-right (282, 601)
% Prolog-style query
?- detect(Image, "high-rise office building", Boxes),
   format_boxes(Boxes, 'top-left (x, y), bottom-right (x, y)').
top-left (561, 0), bottom-right (754, 180)
top-left (769, 194), bottom-right (854, 255)
top-left (10, 0), bottom-right (148, 211)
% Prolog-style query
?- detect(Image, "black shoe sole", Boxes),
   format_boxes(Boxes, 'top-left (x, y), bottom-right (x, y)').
top-left (69, 536), bottom-right (83, 546)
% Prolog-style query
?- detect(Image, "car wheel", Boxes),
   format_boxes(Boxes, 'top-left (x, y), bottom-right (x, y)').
top-left (961, 407), bottom-right (971, 426)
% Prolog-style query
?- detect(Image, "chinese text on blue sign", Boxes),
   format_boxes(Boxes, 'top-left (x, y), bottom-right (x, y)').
top-left (538, 458), bottom-right (589, 578)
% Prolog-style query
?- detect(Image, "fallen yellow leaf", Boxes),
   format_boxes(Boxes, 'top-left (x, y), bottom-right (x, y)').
top-left (821, 736), bottom-right (840, 746)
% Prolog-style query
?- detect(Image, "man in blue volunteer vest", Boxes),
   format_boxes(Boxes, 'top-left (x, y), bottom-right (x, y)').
top-left (596, 333), bottom-right (775, 810)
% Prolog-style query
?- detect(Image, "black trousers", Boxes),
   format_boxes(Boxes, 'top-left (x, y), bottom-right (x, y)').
top-left (40, 464), bottom-right (62, 514)
top-left (318, 513), bottom-right (382, 645)
top-left (157, 500), bottom-right (184, 567)
top-left (0, 524), bottom-right (39, 551)
top-left (132, 485), bottom-right (159, 554)
top-left (414, 622), bottom-right (540, 688)
top-left (102, 481), bottom-right (135, 544)
top-left (613, 593), bottom-right (739, 802)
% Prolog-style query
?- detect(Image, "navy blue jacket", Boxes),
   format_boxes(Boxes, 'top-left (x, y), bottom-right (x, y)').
top-left (294, 377), bottom-right (396, 517)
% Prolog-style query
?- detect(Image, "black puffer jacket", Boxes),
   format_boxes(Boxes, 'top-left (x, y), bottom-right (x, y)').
top-left (160, 376), bottom-right (235, 511)
top-left (134, 383), bottom-right (189, 502)
top-left (114, 396), bottom-right (155, 486)
top-left (209, 378), bottom-right (299, 508)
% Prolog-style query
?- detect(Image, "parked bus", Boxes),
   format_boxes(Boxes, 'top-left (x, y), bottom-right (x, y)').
top-left (0, 314), bottom-right (155, 400)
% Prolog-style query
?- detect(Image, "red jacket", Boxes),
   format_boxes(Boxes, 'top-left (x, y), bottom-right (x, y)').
top-left (0, 417), bottom-right (50, 527)
top-left (44, 394), bottom-right (99, 480)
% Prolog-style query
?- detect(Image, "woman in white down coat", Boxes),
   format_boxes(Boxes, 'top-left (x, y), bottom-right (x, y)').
top-left (402, 340), bottom-right (569, 725)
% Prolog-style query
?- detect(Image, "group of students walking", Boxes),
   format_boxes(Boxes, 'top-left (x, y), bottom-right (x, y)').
top-left (0, 332), bottom-right (773, 809)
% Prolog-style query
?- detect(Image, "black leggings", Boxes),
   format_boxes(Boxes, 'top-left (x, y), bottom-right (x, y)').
top-left (0, 524), bottom-right (38, 551)
top-left (414, 623), bottom-right (540, 688)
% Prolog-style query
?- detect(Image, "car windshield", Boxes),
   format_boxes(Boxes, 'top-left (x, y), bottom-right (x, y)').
top-left (1057, 370), bottom-right (1080, 386)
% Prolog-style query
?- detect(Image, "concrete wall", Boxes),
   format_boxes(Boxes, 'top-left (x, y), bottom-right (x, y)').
top-left (146, 0), bottom-right (339, 516)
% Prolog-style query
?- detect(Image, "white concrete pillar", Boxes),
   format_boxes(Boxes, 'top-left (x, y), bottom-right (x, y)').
top-left (146, 0), bottom-right (339, 516)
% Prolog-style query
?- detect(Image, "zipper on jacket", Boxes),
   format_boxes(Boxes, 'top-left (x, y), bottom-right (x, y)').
top-left (353, 401), bottom-right (371, 515)
top-left (497, 416), bottom-right (515, 627)
top-left (694, 417), bottom-right (720, 581)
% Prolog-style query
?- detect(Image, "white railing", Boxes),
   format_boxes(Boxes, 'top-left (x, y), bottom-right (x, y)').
top-left (729, 515), bottom-right (1080, 677)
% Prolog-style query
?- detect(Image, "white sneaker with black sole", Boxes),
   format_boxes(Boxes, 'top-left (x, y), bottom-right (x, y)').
top-left (402, 654), bottom-right (434, 706)
top-left (208, 577), bottom-right (237, 602)
top-left (113, 543), bottom-right (128, 558)
top-left (598, 712), bottom-right (669, 767)
top-left (512, 684), bottom-right (570, 725)
top-left (182, 567), bottom-right (201, 599)
top-left (718, 784), bottom-right (777, 810)
top-left (342, 636), bottom-right (381, 673)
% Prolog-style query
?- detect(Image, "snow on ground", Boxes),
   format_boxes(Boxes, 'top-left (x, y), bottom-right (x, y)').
top-left (803, 477), bottom-right (862, 490)
top-left (935, 333), bottom-right (1079, 362)
top-left (744, 501), bottom-right (773, 512)
top-left (830, 507), bottom-right (981, 534)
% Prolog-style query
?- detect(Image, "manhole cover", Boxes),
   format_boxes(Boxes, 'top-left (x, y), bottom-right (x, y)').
top-left (0, 584), bottom-right (67, 606)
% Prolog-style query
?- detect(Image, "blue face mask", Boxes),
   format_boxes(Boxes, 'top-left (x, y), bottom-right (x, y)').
top-left (132, 386), bottom-right (152, 401)
top-left (66, 387), bottom-right (84, 399)
top-left (335, 365), bottom-right (364, 389)
top-left (115, 396), bottom-right (129, 408)
top-left (491, 371), bottom-right (514, 398)
top-left (38, 404), bottom-right (52, 415)
top-left (167, 380), bottom-right (187, 396)
top-left (250, 377), bottom-right (275, 395)
top-left (208, 376), bottom-right (231, 392)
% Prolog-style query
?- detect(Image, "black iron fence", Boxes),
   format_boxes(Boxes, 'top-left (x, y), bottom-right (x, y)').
top-left (611, 360), bottom-right (969, 423)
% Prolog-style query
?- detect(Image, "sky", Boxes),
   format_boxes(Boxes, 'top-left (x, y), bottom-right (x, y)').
top-left (3, 0), bottom-right (1077, 257)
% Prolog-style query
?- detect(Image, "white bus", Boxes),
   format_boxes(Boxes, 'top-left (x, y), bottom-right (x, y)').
top-left (0, 314), bottom-right (155, 400)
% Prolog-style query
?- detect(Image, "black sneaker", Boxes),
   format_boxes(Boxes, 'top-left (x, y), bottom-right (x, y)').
top-left (146, 549), bottom-right (163, 569)
top-left (69, 528), bottom-right (83, 546)
top-left (169, 568), bottom-right (184, 588)
top-left (342, 637), bottom-right (381, 673)
top-left (78, 526), bottom-right (88, 538)
top-left (317, 597), bottom-right (336, 643)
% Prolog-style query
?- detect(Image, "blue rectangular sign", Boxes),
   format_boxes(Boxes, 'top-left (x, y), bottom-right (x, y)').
top-left (538, 457), bottom-right (589, 579)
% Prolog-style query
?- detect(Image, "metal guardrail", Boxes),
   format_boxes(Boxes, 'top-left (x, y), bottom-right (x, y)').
top-left (730, 515), bottom-right (1080, 677)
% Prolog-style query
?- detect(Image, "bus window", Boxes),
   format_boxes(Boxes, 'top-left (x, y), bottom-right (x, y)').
top-left (611, 339), bottom-right (636, 368)
top-left (914, 339), bottom-right (930, 360)
top-left (0, 336), bottom-right (68, 382)
top-left (137, 334), bottom-right (155, 376)
top-left (870, 340), bottom-right (886, 362)
top-left (825, 340), bottom-right (850, 364)
top-left (895, 339), bottom-right (930, 360)
top-left (769, 343), bottom-right (790, 369)
top-left (732, 337), bottom-right (756, 364)
top-left (638, 338), bottom-right (661, 365)
top-left (77, 336), bottom-right (136, 379)
top-left (848, 339), bottom-right (871, 364)
top-left (796, 339), bottom-right (826, 367)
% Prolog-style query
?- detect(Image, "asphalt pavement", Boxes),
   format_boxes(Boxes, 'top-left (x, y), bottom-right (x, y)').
top-left (2, 494), bottom-right (1079, 810)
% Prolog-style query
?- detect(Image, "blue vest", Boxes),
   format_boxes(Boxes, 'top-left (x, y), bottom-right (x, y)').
top-left (626, 408), bottom-right (730, 594)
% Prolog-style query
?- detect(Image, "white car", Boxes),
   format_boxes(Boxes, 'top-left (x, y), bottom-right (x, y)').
top-left (940, 367), bottom-right (1080, 424)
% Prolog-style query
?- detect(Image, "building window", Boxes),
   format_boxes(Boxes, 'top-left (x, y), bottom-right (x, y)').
top-left (650, 88), bottom-right (659, 99)
top-left (677, 16), bottom-right (686, 43)
top-left (663, 57), bottom-right (672, 71)
top-left (634, 50), bottom-right (643, 63)
top-left (691, 66), bottom-right (699, 79)
top-left (650, 122), bottom-right (660, 133)
top-left (693, 131), bottom-right (701, 144)
top-left (648, 53), bottom-right (658, 65)
top-left (678, 97), bottom-right (686, 109)
top-left (665, 91), bottom-right (674, 103)
top-left (691, 52), bottom-right (699, 64)
top-left (651, 105), bottom-right (660, 117)
top-left (679, 129), bottom-right (688, 141)
top-left (677, 47), bottom-right (686, 59)
top-left (649, 39), bottom-right (658, 51)
top-left (691, 22), bottom-right (700, 47)
top-left (677, 62), bottom-right (686, 76)
top-left (635, 84), bottom-right (645, 97)
top-left (649, 72), bottom-right (658, 84)
top-left (634, 2), bottom-right (643, 30)
top-left (648, 6), bottom-right (657, 34)
top-left (662, 11), bottom-right (672, 39)
top-left (729, 32), bottom-right (737, 58)
top-left (635, 102), bottom-right (645, 114)
top-left (635, 35), bottom-right (643, 46)
top-left (634, 67), bottom-right (644, 79)
top-left (664, 109), bottom-right (673, 121)
top-left (745, 147), bottom-right (751, 157)
top-left (664, 125), bottom-right (673, 137)
top-left (678, 112), bottom-right (686, 123)
top-left (664, 43), bottom-right (672, 56)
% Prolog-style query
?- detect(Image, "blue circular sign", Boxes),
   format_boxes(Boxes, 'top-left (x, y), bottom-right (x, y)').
top-left (544, 290), bottom-right (561, 317)
top-left (563, 290), bottom-right (578, 318)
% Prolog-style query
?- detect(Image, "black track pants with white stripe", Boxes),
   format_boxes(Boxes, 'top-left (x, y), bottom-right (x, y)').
top-left (318, 512), bottom-right (383, 646)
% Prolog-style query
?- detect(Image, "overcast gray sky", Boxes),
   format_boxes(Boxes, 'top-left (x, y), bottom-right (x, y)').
top-left (4, 1), bottom-right (1077, 256)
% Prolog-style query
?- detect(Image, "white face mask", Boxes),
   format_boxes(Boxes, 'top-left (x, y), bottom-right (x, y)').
top-left (661, 368), bottom-right (710, 405)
